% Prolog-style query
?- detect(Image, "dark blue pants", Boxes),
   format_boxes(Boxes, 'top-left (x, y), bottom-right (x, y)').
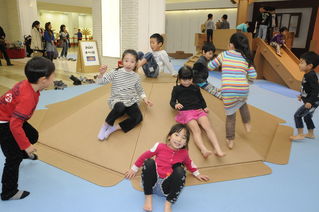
top-left (294, 103), bottom-right (318, 129)
top-left (138, 51), bottom-right (159, 78)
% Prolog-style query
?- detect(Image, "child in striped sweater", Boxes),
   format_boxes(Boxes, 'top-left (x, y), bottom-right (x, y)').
top-left (208, 32), bottom-right (257, 149)
top-left (96, 49), bottom-right (153, 140)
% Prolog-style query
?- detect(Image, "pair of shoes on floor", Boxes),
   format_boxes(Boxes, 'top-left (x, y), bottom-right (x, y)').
top-left (70, 75), bottom-right (82, 85)
top-left (85, 79), bottom-right (95, 84)
top-left (79, 76), bottom-right (95, 84)
top-left (78, 76), bottom-right (87, 82)
top-left (53, 80), bottom-right (68, 90)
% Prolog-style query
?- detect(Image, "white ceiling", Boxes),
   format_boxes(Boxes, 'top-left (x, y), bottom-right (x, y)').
top-left (37, 0), bottom-right (93, 7)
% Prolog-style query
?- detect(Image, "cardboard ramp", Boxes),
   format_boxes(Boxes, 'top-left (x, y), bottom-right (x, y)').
top-left (29, 73), bottom-right (292, 188)
top-left (254, 38), bottom-right (303, 91)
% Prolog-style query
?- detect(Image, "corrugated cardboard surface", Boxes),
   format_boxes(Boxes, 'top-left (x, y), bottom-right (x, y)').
top-left (29, 74), bottom-right (292, 187)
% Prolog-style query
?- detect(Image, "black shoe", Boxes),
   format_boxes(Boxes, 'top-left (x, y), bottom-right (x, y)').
top-left (28, 153), bottom-right (38, 160)
top-left (70, 75), bottom-right (82, 85)
top-left (54, 80), bottom-right (67, 90)
top-left (7, 64), bottom-right (13, 66)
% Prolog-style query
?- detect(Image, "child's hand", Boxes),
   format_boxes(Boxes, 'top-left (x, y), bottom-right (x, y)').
top-left (203, 108), bottom-right (209, 113)
top-left (25, 144), bottom-right (37, 158)
top-left (195, 174), bottom-right (210, 182)
top-left (98, 65), bottom-right (108, 76)
top-left (305, 102), bottom-right (312, 109)
top-left (175, 103), bottom-right (183, 110)
top-left (297, 95), bottom-right (301, 102)
top-left (125, 169), bottom-right (137, 179)
top-left (143, 99), bottom-right (153, 107)
top-left (172, 74), bottom-right (177, 78)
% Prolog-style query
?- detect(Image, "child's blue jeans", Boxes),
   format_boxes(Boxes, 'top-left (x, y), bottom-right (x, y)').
top-left (138, 52), bottom-right (159, 78)
top-left (294, 102), bottom-right (319, 129)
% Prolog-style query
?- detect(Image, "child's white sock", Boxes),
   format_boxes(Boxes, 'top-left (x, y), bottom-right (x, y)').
top-left (97, 123), bottom-right (110, 140)
top-left (104, 125), bottom-right (117, 140)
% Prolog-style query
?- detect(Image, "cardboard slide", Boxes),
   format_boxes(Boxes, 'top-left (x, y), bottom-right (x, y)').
top-left (29, 73), bottom-right (293, 188)
top-left (254, 38), bottom-right (303, 91)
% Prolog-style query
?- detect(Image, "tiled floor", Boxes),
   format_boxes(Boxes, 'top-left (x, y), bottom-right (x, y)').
top-left (0, 48), bottom-right (98, 95)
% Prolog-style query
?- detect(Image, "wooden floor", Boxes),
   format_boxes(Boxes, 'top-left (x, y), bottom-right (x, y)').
top-left (0, 48), bottom-right (99, 95)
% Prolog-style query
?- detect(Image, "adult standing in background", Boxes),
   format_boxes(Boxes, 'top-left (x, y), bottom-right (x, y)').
top-left (257, 7), bottom-right (271, 41)
top-left (0, 26), bottom-right (13, 66)
top-left (220, 14), bottom-right (230, 29)
top-left (77, 29), bottom-right (82, 44)
top-left (59, 25), bottom-right (69, 59)
top-left (267, 7), bottom-right (278, 42)
top-left (30, 21), bottom-right (44, 55)
top-left (205, 14), bottom-right (215, 43)
top-left (43, 22), bottom-right (55, 61)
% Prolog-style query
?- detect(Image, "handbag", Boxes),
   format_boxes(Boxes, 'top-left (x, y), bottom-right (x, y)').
top-left (32, 51), bottom-right (43, 57)
top-left (53, 46), bottom-right (58, 59)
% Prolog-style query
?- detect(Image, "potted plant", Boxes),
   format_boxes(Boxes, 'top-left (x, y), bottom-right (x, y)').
top-left (6, 40), bottom-right (26, 59)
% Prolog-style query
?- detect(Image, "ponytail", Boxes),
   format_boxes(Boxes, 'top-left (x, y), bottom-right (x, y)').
top-left (230, 32), bottom-right (253, 67)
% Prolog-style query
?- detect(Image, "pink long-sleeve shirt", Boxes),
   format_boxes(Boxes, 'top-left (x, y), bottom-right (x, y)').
top-left (132, 142), bottom-right (200, 178)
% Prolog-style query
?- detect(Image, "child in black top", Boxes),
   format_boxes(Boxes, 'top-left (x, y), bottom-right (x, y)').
top-left (170, 66), bottom-right (225, 158)
top-left (290, 52), bottom-right (319, 140)
top-left (193, 43), bottom-right (222, 99)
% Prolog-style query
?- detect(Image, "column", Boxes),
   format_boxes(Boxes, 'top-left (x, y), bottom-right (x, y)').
top-left (17, 0), bottom-right (38, 38)
top-left (138, 0), bottom-right (165, 52)
top-left (236, 0), bottom-right (249, 25)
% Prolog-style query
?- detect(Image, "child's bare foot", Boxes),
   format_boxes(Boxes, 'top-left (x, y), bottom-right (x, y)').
top-left (276, 51), bottom-right (282, 56)
top-left (164, 201), bottom-right (172, 212)
top-left (244, 123), bottom-right (252, 133)
top-left (143, 195), bottom-right (152, 212)
top-left (226, 139), bottom-right (234, 149)
top-left (201, 149), bottom-right (213, 158)
top-left (289, 134), bottom-right (305, 140)
top-left (214, 150), bottom-right (226, 157)
top-left (305, 129), bottom-right (315, 139)
top-left (305, 133), bottom-right (315, 139)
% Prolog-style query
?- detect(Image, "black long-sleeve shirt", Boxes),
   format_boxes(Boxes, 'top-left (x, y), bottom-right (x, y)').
top-left (193, 56), bottom-right (209, 84)
top-left (300, 70), bottom-right (319, 105)
top-left (170, 84), bottom-right (207, 110)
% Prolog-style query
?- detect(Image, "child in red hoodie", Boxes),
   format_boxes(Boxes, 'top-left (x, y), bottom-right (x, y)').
top-left (0, 57), bottom-right (55, 200)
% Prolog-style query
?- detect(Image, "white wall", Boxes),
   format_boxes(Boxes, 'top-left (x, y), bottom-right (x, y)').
top-left (276, 8), bottom-right (312, 48)
top-left (0, 0), bottom-right (8, 32)
top-left (79, 15), bottom-right (92, 31)
top-left (4, 0), bottom-right (21, 41)
top-left (165, 8), bottom-right (237, 54)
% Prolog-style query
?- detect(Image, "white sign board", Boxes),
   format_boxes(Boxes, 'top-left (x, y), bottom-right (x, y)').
top-left (80, 41), bottom-right (100, 66)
